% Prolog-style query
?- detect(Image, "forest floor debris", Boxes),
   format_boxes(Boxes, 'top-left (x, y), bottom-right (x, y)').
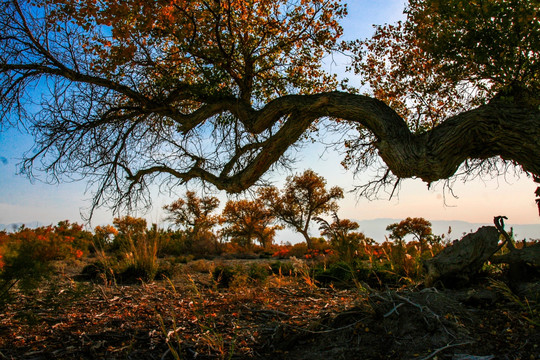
top-left (0, 259), bottom-right (538, 359)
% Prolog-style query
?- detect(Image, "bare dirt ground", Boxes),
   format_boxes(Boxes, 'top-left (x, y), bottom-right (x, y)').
top-left (0, 259), bottom-right (538, 359)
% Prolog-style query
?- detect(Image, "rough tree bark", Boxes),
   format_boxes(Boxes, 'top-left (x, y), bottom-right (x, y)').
top-left (490, 244), bottom-right (540, 266)
top-left (424, 226), bottom-right (501, 286)
top-left (424, 216), bottom-right (540, 286)
top-left (120, 87), bottom-right (540, 193)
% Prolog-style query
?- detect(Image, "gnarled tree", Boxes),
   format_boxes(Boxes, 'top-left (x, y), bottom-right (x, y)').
top-left (0, 0), bottom-right (538, 215)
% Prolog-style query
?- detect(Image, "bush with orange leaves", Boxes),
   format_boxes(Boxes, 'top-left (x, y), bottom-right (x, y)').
top-left (0, 223), bottom-right (89, 303)
top-left (272, 247), bottom-right (291, 259)
top-left (0, 231), bottom-right (9, 270)
top-left (0, 221), bottom-right (96, 304)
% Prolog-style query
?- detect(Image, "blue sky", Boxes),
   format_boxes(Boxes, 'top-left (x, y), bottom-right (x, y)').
top-left (0, 0), bottom-right (538, 236)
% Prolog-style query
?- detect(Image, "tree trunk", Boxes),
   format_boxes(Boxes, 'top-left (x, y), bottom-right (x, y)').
top-left (491, 242), bottom-right (540, 286)
top-left (125, 89), bottom-right (540, 194)
top-left (424, 226), bottom-right (500, 286)
top-left (300, 230), bottom-right (313, 249)
top-left (490, 243), bottom-right (540, 266)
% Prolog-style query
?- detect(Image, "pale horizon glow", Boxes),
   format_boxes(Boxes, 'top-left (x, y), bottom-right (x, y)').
top-left (0, 0), bottom-right (538, 237)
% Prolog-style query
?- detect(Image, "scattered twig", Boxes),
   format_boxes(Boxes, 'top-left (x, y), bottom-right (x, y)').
top-left (0, 279), bottom-right (19, 301)
top-left (383, 302), bottom-right (405, 318)
top-left (280, 318), bottom-right (368, 335)
top-left (393, 293), bottom-right (440, 320)
top-left (243, 306), bottom-right (289, 318)
top-left (160, 348), bottom-right (171, 360)
top-left (419, 341), bottom-right (474, 360)
top-left (96, 284), bottom-right (109, 301)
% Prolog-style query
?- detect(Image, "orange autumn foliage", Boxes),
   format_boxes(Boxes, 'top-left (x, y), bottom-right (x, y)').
top-left (220, 198), bottom-right (282, 249)
top-left (44, 0), bottom-right (346, 101)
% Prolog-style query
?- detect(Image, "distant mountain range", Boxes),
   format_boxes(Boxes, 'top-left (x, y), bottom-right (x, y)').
top-left (0, 221), bottom-right (45, 232)
top-left (352, 218), bottom-right (540, 243)
top-left (276, 218), bottom-right (540, 244)
top-left (2, 219), bottom-right (539, 244)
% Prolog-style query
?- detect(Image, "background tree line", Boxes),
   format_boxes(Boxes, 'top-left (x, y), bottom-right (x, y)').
top-left (1, 169), bottom-right (449, 296)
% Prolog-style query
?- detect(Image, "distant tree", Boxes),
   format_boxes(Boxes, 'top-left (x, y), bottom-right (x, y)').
top-left (93, 224), bottom-right (119, 251)
top-left (112, 216), bottom-right (147, 251)
top-left (259, 169), bottom-right (343, 249)
top-left (315, 213), bottom-right (370, 261)
top-left (220, 199), bottom-right (281, 250)
top-left (54, 220), bottom-right (93, 253)
top-left (113, 216), bottom-right (147, 238)
top-left (163, 191), bottom-right (220, 253)
top-left (386, 217), bottom-right (436, 254)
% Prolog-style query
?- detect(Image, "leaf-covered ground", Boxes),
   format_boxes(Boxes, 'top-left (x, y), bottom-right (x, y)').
top-left (0, 259), bottom-right (538, 359)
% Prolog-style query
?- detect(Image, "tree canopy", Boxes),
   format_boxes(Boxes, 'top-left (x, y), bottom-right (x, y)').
top-left (0, 0), bottom-right (538, 214)
top-left (259, 169), bottom-right (343, 249)
top-left (220, 198), bottom-right (281, 249)
top-left (163, 191), bottom-right (220, 234)
top-left (386, 217), bottom-right (436, 254)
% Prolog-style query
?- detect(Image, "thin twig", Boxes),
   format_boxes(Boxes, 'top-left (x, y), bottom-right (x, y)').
top-left (281, 317), bottom-right (369, 335)
top-left (419, 341), bottom-right (474, 360)
top-left (160, 348), bottom-right (171, 360)
top-left (244, 306), bottom-right (289, 318)
top-left (394, 293), bottom-right (440, 320)
top-left (383, 302), bottom-right (405, 318)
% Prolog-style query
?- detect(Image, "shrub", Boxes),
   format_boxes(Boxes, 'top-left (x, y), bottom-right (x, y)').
top-left (160, 230), bottom-right (188, 256)
top-left (312, 260), bottom-right (405, 288)
top-left (175, 254), bottom-right (195, 264)
top-left (0, 232), bottom-right (56, 304)
top-left (247, 263), bottom-right (270, 283)
top-left (272, 248), bottom-right (291, 258)
top-left (117, 263), bottom-right (155, 283)
top-left (189, 259), bottom-right (214, 273)
top-left (190, 231), bottom-right (220, 256)
top-left (220, 242), bottom-right (248, 256)
top-left (212, 263), bottom-right (270, 288)
top-left (212, 265), bottom-right (236, 288)
top-left (355, 261), bottom-right (402, 288)
top-left (92, 225), bottom-right (118, 253)
top-left (304, 248), bottom-right (337, 262)
top-left (270, 261), bottom-right (294, 276)
top-left (79, 262), bottom-right (110, 281)
top-left (111, 219), bottom-right (163, 282)
top-left (154, 260), bottom-right (177, 280)
top-left (54, 220), bottom-right (93, 255)
top-left (288, 243), bottom-right (309, 258)
top-left (380, 241), bottom-right (424, 280)
top-left (314, 261), bottom-right (355, 287)
top-left (82, 219), bottom-right (166, 283)
top-left (79, 258), bottom-right (175, 284)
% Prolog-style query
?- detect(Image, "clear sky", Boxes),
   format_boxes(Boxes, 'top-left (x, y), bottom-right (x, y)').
top-left (0, 0), bottom-right (538, 234)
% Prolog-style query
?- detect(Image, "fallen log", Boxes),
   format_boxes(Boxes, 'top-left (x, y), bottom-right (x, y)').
top-left (424, 226), bottom-right (500, 286)
top-left (490, 242), bottom-right (540, 266)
